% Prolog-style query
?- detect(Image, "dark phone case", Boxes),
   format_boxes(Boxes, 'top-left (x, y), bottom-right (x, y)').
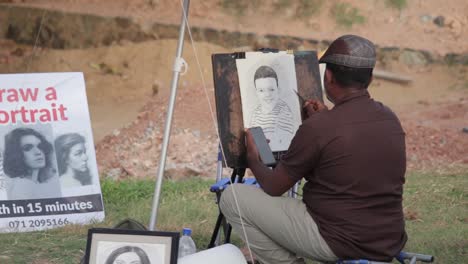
top-left (250, 127), bottom-right (277, 166)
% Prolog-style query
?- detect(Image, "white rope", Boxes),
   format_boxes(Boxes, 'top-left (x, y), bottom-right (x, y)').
top-left (25, 9), bottom-right (47, 73)
top-left (178, 1), bottom-right (255, 263)
top-left (13, 9), bottom-right (48, 113)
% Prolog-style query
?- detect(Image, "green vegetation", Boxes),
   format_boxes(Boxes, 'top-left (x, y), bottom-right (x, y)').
top-left (272, 0), bottom-right (292, 10)
top-left (220, 0), bottom-right (260, 16)
top-left (0, 172), bottom-right (466, 263)
top-left (296, 0), bottom-right (324, 18)
top-left (268, 0), bottom-right (326, 18)
top-left (224, 0), bottom-right (324, 19)
top-left (331, 3), bottom-right (366, 28)
top-left (402, 172), bottom-right (467, 263)
top-left (385, 0), bottom-right (408, 11)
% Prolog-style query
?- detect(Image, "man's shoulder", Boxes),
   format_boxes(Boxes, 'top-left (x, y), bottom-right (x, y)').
top-left (372, 100), bottom-right (403, 124)
top-left (301, 110), bottom-right (336, 131)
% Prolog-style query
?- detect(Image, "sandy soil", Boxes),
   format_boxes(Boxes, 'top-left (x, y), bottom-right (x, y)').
top-left (0, 1), bottom-right (467, 177)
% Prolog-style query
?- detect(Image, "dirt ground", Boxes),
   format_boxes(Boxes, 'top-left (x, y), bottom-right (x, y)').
top-left (0, 1), bottom-right (467, 178)
top-left (10, 0), bottom-right (468, 55)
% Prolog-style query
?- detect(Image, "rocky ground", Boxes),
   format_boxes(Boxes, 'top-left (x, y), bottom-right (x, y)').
top-left (93, 76), bottom-right (467, 180)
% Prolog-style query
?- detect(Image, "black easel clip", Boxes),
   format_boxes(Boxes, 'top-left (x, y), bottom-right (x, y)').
top-left (257, 48), bottom-right (279, 53)
top-left (231, 52), bottom-right (246, 59)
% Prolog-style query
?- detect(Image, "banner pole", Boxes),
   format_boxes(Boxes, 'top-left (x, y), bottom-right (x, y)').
top-left (149, 0), bottom-right (190, 231)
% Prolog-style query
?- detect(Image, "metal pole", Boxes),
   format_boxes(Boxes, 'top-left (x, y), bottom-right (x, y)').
top-left (149, 0), bottom-right (190, 231)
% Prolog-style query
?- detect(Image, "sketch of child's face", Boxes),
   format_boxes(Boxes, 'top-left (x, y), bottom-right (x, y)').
top-left (20, 135), bottom-right (46, 170)
top-left (255, 77), bottom-right (279, 111)
top-left (113, 252), bottom-right (141, 264)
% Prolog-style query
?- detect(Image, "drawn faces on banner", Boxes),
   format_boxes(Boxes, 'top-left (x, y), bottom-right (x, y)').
top-left (237, 52), bottom-right (301, 152)
top-left (0, 72), bottom-right (105, 233)
top-left (54, 133), bottom-right (92, 189)
top-left (1, 125), bottom-right (62, 200)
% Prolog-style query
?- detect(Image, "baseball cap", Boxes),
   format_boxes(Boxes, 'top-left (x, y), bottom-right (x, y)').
top-left (319, 35), bottom-right (376, 68)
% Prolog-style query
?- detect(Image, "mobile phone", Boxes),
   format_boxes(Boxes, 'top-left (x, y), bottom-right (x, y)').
top-left (249, 127), bottom-right (277, 166)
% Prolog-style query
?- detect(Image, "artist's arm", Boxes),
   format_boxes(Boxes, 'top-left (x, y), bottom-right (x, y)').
top-left (245, 129), bottom-right (297, 196)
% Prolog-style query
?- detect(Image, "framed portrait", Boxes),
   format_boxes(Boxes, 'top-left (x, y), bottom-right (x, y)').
top-left (84, 228), bottom-right (179, 264)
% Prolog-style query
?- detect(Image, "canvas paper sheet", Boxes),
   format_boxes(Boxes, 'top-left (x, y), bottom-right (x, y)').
top-left (0, 72), bottom-right (105, 232)
top-left (236, 52), bottom-right (301, 152)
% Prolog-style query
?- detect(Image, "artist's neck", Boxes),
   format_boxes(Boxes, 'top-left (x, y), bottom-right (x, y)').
top-left (332, 87), bottom-right (366, 104)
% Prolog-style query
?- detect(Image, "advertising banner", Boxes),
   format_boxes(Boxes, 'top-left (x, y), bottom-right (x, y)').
top-left (0, 72), bottom-right (105, 232)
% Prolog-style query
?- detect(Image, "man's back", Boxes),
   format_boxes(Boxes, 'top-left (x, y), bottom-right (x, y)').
top-left (279, 90), bottom-right (407, 261)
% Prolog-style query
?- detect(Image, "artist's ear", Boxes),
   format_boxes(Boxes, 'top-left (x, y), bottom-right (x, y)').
top-left (324, 68), bottom-right (334, 85)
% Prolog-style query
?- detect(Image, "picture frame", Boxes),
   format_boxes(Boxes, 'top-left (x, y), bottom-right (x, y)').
top-left (84, 228), bottom-right (179, 264)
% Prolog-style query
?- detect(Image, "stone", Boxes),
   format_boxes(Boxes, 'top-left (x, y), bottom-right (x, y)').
top-left (446, 17), bottom-right (462, 37)
top-left (444, 53), bottom-right (468, 65)
top-left (106, 168), bottom-right (123, 180)
top-left (192, 130), bottom-right (201, 138)
top-left (164, 165), bottom-right (202, 180)
top-left (10, 47), bottom-right (24, 56)
top-left (399, 50), bottom-right (430, 66)
top-left (253, 36), bottom-right (270, 50)
top-left (420, 15), bottom-right (432, 23)
top-left (433, 16), bottom-right (445, 27)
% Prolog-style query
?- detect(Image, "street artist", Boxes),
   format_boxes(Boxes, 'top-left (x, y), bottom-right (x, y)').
top-left (220, 35), bottom-right (407, 264)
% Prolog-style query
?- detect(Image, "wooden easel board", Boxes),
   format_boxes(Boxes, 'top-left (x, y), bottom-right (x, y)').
top-left (212, 51), bottom-right (323, 168)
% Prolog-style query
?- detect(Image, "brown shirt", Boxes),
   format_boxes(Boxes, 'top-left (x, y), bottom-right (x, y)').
top-left (278, 90), bottom-right (407, 261)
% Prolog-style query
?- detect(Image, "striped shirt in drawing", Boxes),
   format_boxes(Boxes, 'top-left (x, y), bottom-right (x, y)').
top-left (250, 99), bottom-right (295, 151)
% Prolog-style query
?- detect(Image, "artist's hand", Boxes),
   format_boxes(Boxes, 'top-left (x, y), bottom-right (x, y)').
top-left (245, 129), bottom-right (261, 166)
top-left (303, 99), bottom-right (328, 118)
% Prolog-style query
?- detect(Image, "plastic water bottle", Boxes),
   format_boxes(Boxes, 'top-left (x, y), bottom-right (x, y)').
top-left (178, 227), bottom-right (197, 258)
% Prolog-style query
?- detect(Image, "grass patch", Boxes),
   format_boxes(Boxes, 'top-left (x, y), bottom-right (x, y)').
top-left (297, 0), bottom-right (324, 18)
top-left (273, 0), bottom-right (293, 10)
top-left (331, 3), bottom-right (366, 28)
top-left (0, 178), bottom-right (221, 263)
top-left (0, 173), bottom-right (466, 263)
top-left (385, 0), bottom-right (408, 11)
top-left (220, 0), bottom-right (260, 16)
top-left (272, 0), bottom-right (324, 18)
top-left (402, 172), bottom-right (467, 263)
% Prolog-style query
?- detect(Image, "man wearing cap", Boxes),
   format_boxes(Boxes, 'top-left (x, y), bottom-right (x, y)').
top-left (220, 35), bottom-right (407, 264)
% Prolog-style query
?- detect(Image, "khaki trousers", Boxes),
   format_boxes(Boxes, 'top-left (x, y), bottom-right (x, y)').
top-left (219, 184), bottom-right (338, 264)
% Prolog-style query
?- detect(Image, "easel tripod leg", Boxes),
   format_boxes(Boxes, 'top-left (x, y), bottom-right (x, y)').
top-left (208, 211), bottom-right (225, 248)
